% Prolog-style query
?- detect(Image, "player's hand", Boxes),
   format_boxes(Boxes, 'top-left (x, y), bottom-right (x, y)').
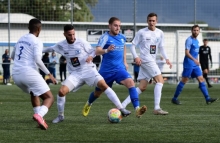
top-left (86, 56), bottom-right (93, 63)
top-left (193, 59), bottom-right (200, 66)
top-left (48, 74), bottom-right (57, 84)
top-left (166, 59), bottom-right (172, 69)
top-left (107, 44), bottom-right (115, 52)
top-left (135, 57), bottom-right (141, 66)
top-left (124, 62), bottom-right (129, 70)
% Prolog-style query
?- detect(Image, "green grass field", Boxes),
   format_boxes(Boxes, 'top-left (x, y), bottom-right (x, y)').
top-left (0, 84), bottom-right (220, 143)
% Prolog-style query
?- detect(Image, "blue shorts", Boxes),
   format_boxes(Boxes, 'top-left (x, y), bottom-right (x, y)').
top-left (96, 69), bottom-right (132, 91)
top-left (182, 66), bottom-right (202, 78)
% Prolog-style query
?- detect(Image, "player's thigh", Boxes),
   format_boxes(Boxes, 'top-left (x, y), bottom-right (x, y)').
top-left (13, 74), bottom-right (29, 93)
top-left (138, 62), bottom-right (161, 82)
top-left (182, 68), bottom-right (193, 78)
top-left (13, 71), bottom-right (50, 96)
top-left (192, 67), bottom-right (204, 82)
top-left (115, 69), bottom-right (134, 87)
top-left (99, 71), bottom-right (115, 88)
top-left (153, 74), bottom-right (164, 83)
top-left (62, 73), bottom-right (84, 93)
top-left (201, 63), bottom-right (209, 73)
top-left (84, 68), bottom-right (104, 87)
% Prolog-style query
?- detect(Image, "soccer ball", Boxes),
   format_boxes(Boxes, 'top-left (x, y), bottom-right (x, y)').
top-left (108, 108), bottom-right (122, 123)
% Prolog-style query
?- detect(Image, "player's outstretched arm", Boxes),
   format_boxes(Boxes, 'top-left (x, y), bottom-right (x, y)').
top-left (42, 47), bottom-right (54, 53)
top-left (35, 55), bottom-right (50, 75)
top-left (95, 45), bottom-right (115, 55)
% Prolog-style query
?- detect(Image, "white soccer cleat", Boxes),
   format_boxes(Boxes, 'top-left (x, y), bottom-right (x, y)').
top-left (52, 115), bottom-right (64, 123)
top-left (153, 108), bottom-right (168, 115)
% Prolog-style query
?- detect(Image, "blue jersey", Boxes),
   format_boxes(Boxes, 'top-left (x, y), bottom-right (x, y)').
top-left (97, 32), bottom-right (126, 73)
top-left (183, 36), bottom-right (200, 68)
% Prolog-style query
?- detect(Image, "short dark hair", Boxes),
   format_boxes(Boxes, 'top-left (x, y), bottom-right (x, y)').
top-left (147, 13), bottom-right (157, 20)
top-left (191, 25), bottom-right (200, 31)
top-left (28, 18), bottom-right (41, 32)
top-left (108, 17), bottom-right (120, 24)
top-left (203, 39), bottom-right (208, 41)
top-left (64, 25), bottom-right (74, 32)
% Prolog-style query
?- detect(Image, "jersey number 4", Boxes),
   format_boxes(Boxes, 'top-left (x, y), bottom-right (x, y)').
top-left (18, 46), bottom-right (24, 60)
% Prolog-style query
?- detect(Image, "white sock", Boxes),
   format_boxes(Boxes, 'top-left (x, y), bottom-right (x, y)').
top-left (38, 105), bottom-right (48, 117)
top-left (33, 106), bottom-right (41, 114)
top-left (104, 87), bottom-right (123, 109)
top-left (122, 87), bottom-right (142, 108)
top-left (57, 94), bottom-right (66, 116)
top-left (154, 83), bottom-right (163, 110)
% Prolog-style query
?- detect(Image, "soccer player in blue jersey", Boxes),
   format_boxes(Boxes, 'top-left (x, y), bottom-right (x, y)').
top-left (83, 17), bottom-right (147, 118)
top-left (171, 25), bottom-right (218, 105)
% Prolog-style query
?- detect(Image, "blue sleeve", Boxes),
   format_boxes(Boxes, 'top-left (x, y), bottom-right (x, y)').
top-left (185, 38), bottom-right (192, 50)
top-left (97, 34), bottom-right (108, 48)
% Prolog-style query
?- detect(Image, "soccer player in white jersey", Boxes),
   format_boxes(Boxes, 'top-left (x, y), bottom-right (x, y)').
top-left (121, 13), bottom-right (172, 115)
top-left (43, 25), bottom-right (131, 123)
top-left (11, 18), bottom-right (57, 130)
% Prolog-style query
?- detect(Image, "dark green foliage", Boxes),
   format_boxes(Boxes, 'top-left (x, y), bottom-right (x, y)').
top-left (0, 0), bottom-right (98, 21)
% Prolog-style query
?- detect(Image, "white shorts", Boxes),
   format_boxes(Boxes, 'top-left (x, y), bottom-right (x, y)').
top-left (138, 62), bottom-right (161, 82)
top-left (12, 69), bottom-right (50, 96)
top-left (62, 66), bottom-right (103, 92)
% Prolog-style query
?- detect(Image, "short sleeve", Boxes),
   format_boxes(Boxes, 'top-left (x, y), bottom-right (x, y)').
top-left (97, 34), bottom-right (108, 48)
top-left (34, 39), bottom-right (43, 58)
top-left (185, 38), bottom-right (192, 50)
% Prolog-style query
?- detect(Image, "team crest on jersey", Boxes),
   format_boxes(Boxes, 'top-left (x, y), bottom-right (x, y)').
top-left (75, 50), bottom-right (81, 54)
top-left (121, 39), bottom-right (125, 43)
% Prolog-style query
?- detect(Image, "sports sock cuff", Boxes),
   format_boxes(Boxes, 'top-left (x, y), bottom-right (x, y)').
top-left (57, 94), bottom-right (65, 101)
top-left (179, 81), bottom-right (185, 86)
top-left (104, 87), bottom-right (111, 94)
top-left (199, 82), bottom-right (205, 86)
top-left (136, 87), bottom-right (142, 94)
top-left (156, 82), bottom-right (163, 87)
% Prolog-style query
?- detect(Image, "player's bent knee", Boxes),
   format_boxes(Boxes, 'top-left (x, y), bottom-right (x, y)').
top-left (40, 91), bottom-right (54, 101)
top-left (121, 78), bottom-right (135, 88)
top-left (139, 86), bottom-right (146, 92)
top-left (197, 76), bottom-right (204, 82)
top-left (59, 86), bottom-right (69, 97)
top-left (97, 80), bottom-right (108, 91)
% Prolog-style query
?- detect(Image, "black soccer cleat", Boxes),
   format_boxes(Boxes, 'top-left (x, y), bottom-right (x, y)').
top-left (171, 99), bottom-right (181, 105)
top-left (206, 98), bottom-right (218, 105)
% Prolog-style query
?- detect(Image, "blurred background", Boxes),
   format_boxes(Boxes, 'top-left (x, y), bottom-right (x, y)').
top-left (0, 0), bottom-right (220, 84)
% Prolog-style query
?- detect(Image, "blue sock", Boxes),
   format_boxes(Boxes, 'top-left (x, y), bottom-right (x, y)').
top-left (88, 92), bottom-right (98, 104)
top-left (129, 87), bottom-right (139, 108)
top-left (199, 82), bottom-right (210, 100)
top-left (173, 81), bottom-right (185, 100)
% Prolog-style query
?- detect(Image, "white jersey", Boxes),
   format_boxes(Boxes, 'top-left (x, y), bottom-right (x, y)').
top-left (44, 38), bottom-right (96, 77)
top-left (12, 33), bottom-right (43, 74)
top-left (132, 27), bottom-right (165, 63)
